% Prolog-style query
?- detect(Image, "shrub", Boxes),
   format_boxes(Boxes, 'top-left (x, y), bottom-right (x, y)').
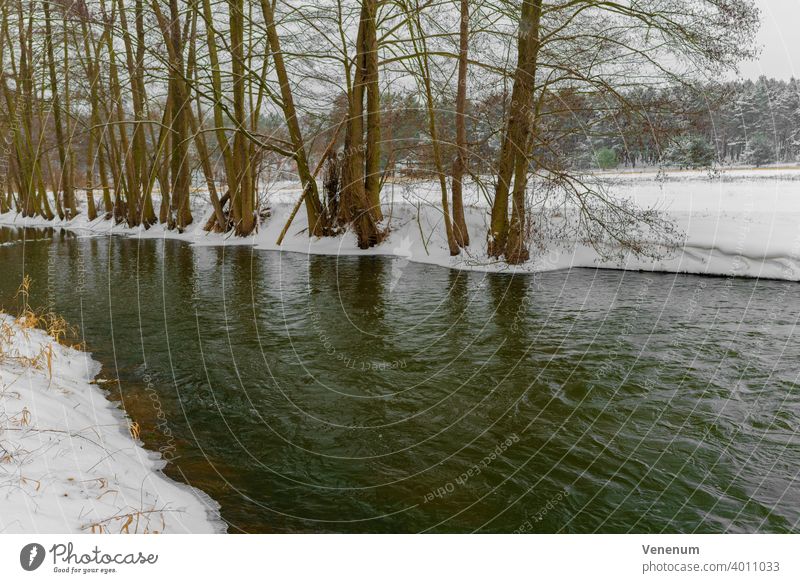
top-left (743, 134), bottom-right (775, 167)
top-left (665, 136), bottom-right (716, 168)
top-left (594, 147), bottom-right (618, 170)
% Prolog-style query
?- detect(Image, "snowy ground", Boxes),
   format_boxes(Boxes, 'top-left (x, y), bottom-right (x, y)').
top-left (0, 313), bottom-right (224, 534)
top-left (2, 167), bottom-right (800, 281)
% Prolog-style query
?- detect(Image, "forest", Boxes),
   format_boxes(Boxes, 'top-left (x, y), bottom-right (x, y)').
top-left (575, 78), bottom-right (800, 170)
top-left (0, 0), bottom-right (759, 263)
top-left (5, 0), bottom-right (800, 546)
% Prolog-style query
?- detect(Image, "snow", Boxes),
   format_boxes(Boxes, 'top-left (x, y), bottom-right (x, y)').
top-left (2, 167), bottom-right (800, 281)
top-left (592, 169), bottom-right (800, 280)
top-left (0, 313), bottom-right (224, 534)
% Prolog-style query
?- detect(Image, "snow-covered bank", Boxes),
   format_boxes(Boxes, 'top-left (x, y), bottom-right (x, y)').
top-left (0, 313), bottom-right (224, 534)
top-left (3, 168), bottom-right (800, 281)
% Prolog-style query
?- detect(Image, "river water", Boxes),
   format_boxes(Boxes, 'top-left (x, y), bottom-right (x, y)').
top-left (1, 225), bottom-right (798, 533)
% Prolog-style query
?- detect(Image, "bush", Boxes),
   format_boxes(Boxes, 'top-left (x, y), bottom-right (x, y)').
top-left (594, 148), bottom-right (618, 170)
top-left (685, 136), bottom-right (715, 168)
top-left (743, 134), bottom-right (775, 167)
top-left (665, 136), bottom-right (715, 168)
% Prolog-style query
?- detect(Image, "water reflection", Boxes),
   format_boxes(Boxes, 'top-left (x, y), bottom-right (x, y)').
top-left (0, 226), bottom-right (798, 534)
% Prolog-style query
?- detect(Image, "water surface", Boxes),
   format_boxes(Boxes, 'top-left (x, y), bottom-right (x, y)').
top-left (1, 225), bottom-right (798, 533)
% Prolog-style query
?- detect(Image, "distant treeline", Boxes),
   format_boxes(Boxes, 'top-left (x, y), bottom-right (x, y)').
top-left (309, 77), bottom-right (799, 175)
top-left (566, 77), bottom-right (800, 169)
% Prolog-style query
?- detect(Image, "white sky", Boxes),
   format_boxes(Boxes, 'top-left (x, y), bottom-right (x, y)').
top-left (740, 0), bottom-right (800, 79)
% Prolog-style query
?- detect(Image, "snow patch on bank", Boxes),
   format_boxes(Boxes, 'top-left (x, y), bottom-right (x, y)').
top-left (3, 169), bottom-right (800, 281)
top-left (0, 314), bottom-right (224, 533)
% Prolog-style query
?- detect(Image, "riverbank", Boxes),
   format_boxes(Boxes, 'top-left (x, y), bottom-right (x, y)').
top-left (2, 169), bottom-right (800, 281)
top-left (0, 312), bottom-right (224, 533)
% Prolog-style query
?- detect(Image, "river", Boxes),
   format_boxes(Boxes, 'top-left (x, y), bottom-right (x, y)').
top-left (1, 225), bottom-right (798, 533)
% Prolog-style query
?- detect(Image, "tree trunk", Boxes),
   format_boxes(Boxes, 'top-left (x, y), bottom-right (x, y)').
top-left (259, 0), bottom-right (327, 236)
top-left (406, 0), bottom-right (458, 255)
top-left (339, 0), bottom-right (383, 248)
top-left (488, 0), bottom-right (542, 262)
top-left (451, 0), bottom-right (470, 247)
top-left (185, 10), bottom-right (226, 232)
top-left (198, 0), bottom-right (236, 205)
top-left (363, 0), bottom-right (382, 221)
top-left (229, 0), bottom-right (254, 235)
top-left (43, 0), bottom-right (76, 219)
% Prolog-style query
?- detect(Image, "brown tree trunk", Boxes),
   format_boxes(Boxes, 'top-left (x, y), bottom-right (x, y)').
top-left (259, 0), bottom-right (327, 236)
top-left (339, 0), bottom-right (383, 248)
top-left (198, 0), bottom-right (236, 207)
top-left (43, 0), bottom-right (76, 219)
top-left (171, 0), bottom-right (192, 230)
top-left (406, 0), bottom-right (458, 255)
top-left (78, 15), bottom-right (100, 221)
top-left (451, 0), bottom-right (470, 247)
top-left (229, 0), bottom-right (254, 235)
top-left (488, 0), bottom-right (542, 262)
top-left (151, 0), bottom-right (193, 230)
top-left (185, 10), bottom-right (226, 233)
top-left (363, 0), bottom-right (382, 221)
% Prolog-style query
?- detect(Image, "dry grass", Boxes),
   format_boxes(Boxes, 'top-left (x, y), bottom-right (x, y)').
top-left (11, 276), bottom-right (78, 343)
top-left (10, 407), bottom-right (31, 427)
top-left (84, 508), bottom-right (167, 534)
top-left (1, 277), bottom-right (80, 378)
top-left (128, 421), bottom-right (141, 441)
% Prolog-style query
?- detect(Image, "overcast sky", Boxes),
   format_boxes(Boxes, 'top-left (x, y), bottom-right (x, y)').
top-left (739, 0), bottom-right (800, 79)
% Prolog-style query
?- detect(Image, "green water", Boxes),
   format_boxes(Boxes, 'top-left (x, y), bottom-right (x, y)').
top-left (1, 225), bottom-right (798, 533)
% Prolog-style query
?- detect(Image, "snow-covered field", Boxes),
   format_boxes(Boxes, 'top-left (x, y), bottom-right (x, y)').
top-left (0, 313), bottom-right (224, 534)
top-left (591, 168), bottom-right (800, 280)
top-left (2, 167), bottom-right (800, 281)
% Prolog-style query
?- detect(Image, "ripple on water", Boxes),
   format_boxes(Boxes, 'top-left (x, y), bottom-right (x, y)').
top-left (1, 228), bottom-right (798, 532)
